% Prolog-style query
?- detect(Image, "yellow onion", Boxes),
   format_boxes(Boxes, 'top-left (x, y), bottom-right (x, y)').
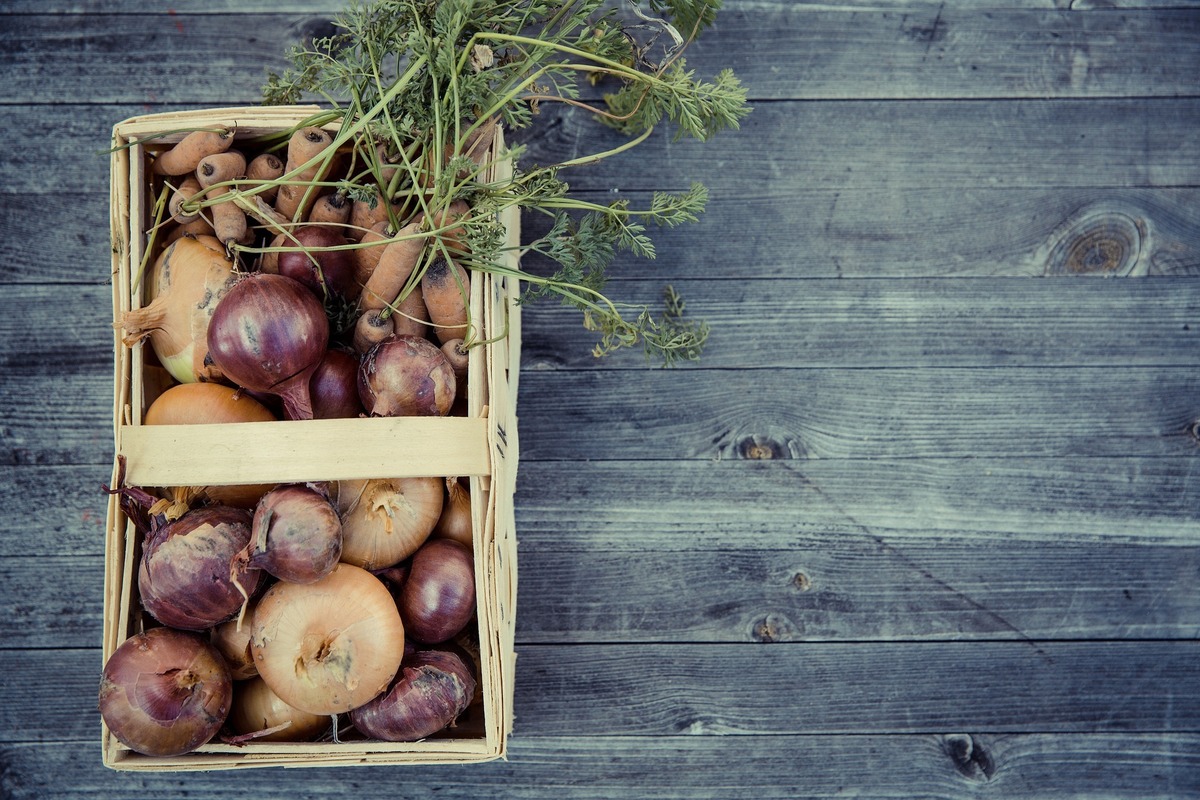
top-left (119, 235), bottom-right (238, 384)
top-left (250, 563), bottom-right (406, 715)
top-left (230, 677), bottom-right (328, 742)
top-left (335, 477), bottom-right (443, 570)
top-left (144, 382), bottom-right (278, 509)
top-left (432, 477), bottom-right (472, 546)
top-left (210, 609), bottom-right (259, 681)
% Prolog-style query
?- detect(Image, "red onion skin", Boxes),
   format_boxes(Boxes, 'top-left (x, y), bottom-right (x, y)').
top-left (139, 506), bottom-right (263, 631)
top-left (275, 225), bottom-right (358, 300)
top-left (249, 485), bottom-right (343, 583)
top-left (99, 627), bottom-right (232, 757)
top-left (400, 539), bottom-right (476, 644)
top-left (348, 648), bottom-right (476, 742)
top-left (206, 273), bottom-right (329, 420)
top-left (358, 334), bottom-right (456, 417)
top-left (310, 349), bottom-right (365, 419)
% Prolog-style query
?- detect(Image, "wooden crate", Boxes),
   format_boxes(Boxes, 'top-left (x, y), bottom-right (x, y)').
top-left (104, 106), bottom-right (520, 770)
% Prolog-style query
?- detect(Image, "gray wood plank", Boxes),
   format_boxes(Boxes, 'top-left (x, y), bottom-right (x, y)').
top-left (14, 187), bottom-right (1200, 283)
top-left (10, 518), bottom-right (1197, 647)
top-left (6, 362), bottom-right (1199, 464)
top-left (11, 457), bottom-right (1192, 559)
top-left (4, 642), bottom-right (1197, 742)
top-left (11, 99), bottom-right (1200, 197)
top-left (3, 8), bottom-right (1197, 103)
top-left (520, 277), bottom-right (1200, 369)
top-left (15, 2), bottom-right (1200, 12)
top-left (2, 733), bottom-right (1198, 799)
top-left (515, 367), bottom-right (1200, 460)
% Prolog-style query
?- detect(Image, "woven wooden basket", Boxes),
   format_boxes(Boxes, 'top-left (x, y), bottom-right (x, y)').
top-left (104, 106), bottom-right (519, 770)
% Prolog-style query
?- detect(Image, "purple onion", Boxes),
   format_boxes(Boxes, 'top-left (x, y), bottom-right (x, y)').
top-left (99, 627), bottom-right (232, 756)
top-left (275, 224), bottom-right (358, 300)
top-left (207, 273), bottom-right (329, 420)
top-left (249, 484), bottom-right (342, 583)
top-left (310, 349), bottom-right (365, 419)
top-left (359, 334), bottom-right (456, 417)
top-left (400, 539), bottom-right (475, 644)
top-left (138, 506), bottom-right (263, 630)
top-left (348, 648), bottom-right (476, 741)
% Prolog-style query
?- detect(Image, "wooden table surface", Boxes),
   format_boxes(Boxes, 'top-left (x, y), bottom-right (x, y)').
top-left (3, 1), bottom-right (1199, 797)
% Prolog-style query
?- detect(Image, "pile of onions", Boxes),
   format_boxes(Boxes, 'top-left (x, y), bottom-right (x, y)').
top-left (246, 484), bottom-right (343, 583)
top-left (250, 563), bottom-right (406, 714)
top-left (99, 627), bottom-right (232, 757)
top-left (119, 235), bottom-right (238, 385)
top-left (139, 506), bottom-right (264, 631)
top-left (206, 273), bottom-right (329, 420)
top-left (336, 477), bottom-right (443, 570)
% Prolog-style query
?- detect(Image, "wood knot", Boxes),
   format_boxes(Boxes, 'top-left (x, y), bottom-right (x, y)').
top-left (791, 572), bottom-right (812, 592)
top-left (751, 613), bottom-right (798, 643)
top-left (738, 436), bottom-right (786, 460)
top-left (943, 734), bottom-right (995, 782)
top-left (1044, 207), bottom-right (1146, 276)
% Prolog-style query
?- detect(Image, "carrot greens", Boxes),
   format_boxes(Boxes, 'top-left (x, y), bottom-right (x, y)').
top-left (262, 0), bottom-right (749, 364)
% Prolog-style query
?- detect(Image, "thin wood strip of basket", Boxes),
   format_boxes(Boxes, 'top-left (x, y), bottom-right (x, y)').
top-left (119, 416), bottom-right (491, 486)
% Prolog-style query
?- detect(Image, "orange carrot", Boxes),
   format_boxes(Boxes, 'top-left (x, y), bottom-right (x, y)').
top-left (420, 255), bottom-right (470, 344)
top-left (152, 127), bottom-right (235, 176)
top-left (196, 151), bottom-right (248, 246)
top-left (353, 220), bottom-right (392, 287)
top-left (349, 192), bottom-right (406, 240)
top-left (275, 127), bottom-right (335, 221)
top-left (308, 192), bottom-right (351, 226)
top-left (163, 217), bottom-right (215, 245)
top-left (391, 286), bottom-right (430, 339)
top-left (440, 338), bottom-right (469, 380)
top-left (168, 175), bottom-right (202, 223)
top-left (246, 152), bottom-right (285, 203)
top-left (358, 222), bottom-right (425, 313)
top-left (352, 309), bottom-right (394, 354)
top-left (424, 199), bottom-right (471, 255)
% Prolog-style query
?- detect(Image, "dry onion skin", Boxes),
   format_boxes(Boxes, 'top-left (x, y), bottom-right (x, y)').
top-left (119, 235), bottom-right (238, 384)
top-left (336, 477), bottom-right (443, 570)
top-left (230, 677), bottom-right (329, 743)
top-left (99, 627), bottom-right (232, 757)
top-left (250, 563), bottom-right (406, 715)
top-left (432, 477), bottom-right (472, 546)
top-left (211, 610), bottom-right (259, 681)
top-left (138, 506), bottom-right (264, 631)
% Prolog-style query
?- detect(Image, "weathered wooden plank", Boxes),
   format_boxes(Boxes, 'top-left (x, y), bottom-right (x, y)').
top-left (10, 457), bottom-right (1194, 558)
top-left (512, 101), bottom-right (1200, 192)
top-left (16, 1), bottom-right (1200, 13)
top-left (2, 733), bottom-right (1198, 799)
top-left (11, 514), bottom-right (1198, 647)
top-left (517, 367), bottom-right (1200, 460)
top-left (0, 466), bottom-right (111, 557)
top-left (6, 362), bottom-right (1199, 464)
top-left (9, 277), bottom-right (1200, 377)
top-left (12, 100), bottom-right (1200, 196)
top-left (4, 642), bottom-right (1197, 742)
top-left (13, 187), bottom-right (1200, 283)
top-left (3, 8), bottom-right (1197, 103)
top-left (520, 277), bottom-right (1200, 369)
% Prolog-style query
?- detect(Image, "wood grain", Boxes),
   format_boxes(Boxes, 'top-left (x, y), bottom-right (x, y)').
top-left (12, 187), bottom-right (1200, 284)
top-left (2, 8), bottom-right (1197, 102)
top-left (8, 99), bottom-right (1199, 196)
top-left (1, 734), bottom-right (1196, 799)
top-left (4, 643), bottom-right (1197, 742)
